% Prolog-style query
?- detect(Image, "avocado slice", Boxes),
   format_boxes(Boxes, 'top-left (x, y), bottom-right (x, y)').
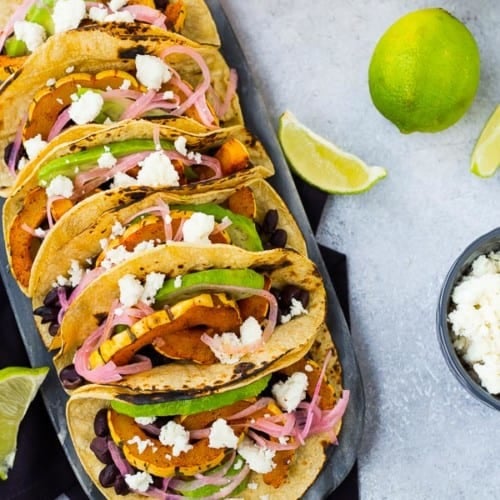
top-left (4, 37), bottom-right (28, 57)
top-left (154, 268), bottom-right (265, 305)
top-left (37, 139), bottom-right (174, 184)
top-left (172, 203), bottom-right (263, 252)
top-left (111, 373), bottom-right (271, 417)
top-left (25, 5), bottom-right (55, 36)
top-left (173, 455), bottom-right (249, 497)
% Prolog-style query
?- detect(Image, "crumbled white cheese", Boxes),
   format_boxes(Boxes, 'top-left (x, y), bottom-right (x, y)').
top-left (46, 78), bottom-right (56, 87)
top-left (100, 245), bottom-right (130, 270)
top-left (97, 151), bottom-right (117, 169)
top-left (174, 136), bottom-right (188, 156)
top-left (272, 371), bottom-right (308, 412)
top-left (104, 10), bottom-right (134, 22)
top-left (67, 260), bottom-right (83, 287)
top-left (247, 482), bottom-right (258, 490)
top-left (68, 91), bottom-right (104, 125)
top-left (281, 297), bottom-right (308, 324)
top-left (208, 418), bottom-right (238, 449)
top-left (13, 21), bottom-right (46, 52)
top-left (187, 151), bottom-right (202, 164)
top-left (239, 316), bottom-right (262, 345)
top-left (52, 0), bottom-right (86, 33)
top-left (111, 221), bottom-right (125, 237)
top-left (23, 134), bottom-right (47, 161)
top-left (120, 79), bottom-right (132, 90)
top-left (163, 90), bottom-right (174, 100)
top-left (88, 6), bottom-right (108, 23)
top-left (448, 251), bottom-right (500, 394)
top-left (174, 275), bottom-right (183, 288)
top-left (34, 227), bottom-right (47, 238)
top-left (108, 0), bottom-right (128, 11)
top-left (127, 435), bottom-right (154, 454)
top-left (159, 421), bottom-right (193, 457)
top-left (133, 240), bottom-right (156, 253)
top-left (182, 212), bottom-right (215, 245)
top-left (137, 151), bottom-right (180, 187)
top-left (141, 272), bottom-right (165, 305)
top-left (99, 238), bottom-right (108, 250)
top-left (46, 175), bottom-right (74, 198)
top-left (112, 171), bottom-right (136, 188)
top-left (118, 274), bottom-right (144, 307)
top-left (124, 471), bottom-right (153, 493)
top-left (304, 363), bottom-right (314, 372)
top-left (135, 54), bottom-right (171, 90)
top-left (17, 157), bottom-right (28, 171)
top-left (237, 437), bottom-right (276, 474)
top-left (65, 65), bottom-right (74, 74)
top-left (233, 457), bottom-right (244, 470)
top-left (134, 416), bottom-right (157, 425)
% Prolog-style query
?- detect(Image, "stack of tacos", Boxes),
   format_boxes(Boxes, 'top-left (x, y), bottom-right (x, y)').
top-left (0, 2), bottom-right (350, 498)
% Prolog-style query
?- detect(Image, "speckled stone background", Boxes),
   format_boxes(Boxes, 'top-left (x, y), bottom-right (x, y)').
top-left (221, 1), bottom-right (499, 498)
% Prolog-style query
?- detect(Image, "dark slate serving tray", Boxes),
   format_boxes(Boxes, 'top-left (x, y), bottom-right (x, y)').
top-left (0, 1), bottom-right (365, 497)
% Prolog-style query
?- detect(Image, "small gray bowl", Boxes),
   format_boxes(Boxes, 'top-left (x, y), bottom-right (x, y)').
top-left (437, 226), bottom-right (500, 410)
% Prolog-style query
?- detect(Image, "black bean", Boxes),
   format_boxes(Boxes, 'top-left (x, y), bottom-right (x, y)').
top-left (279, 285), bottom-right (304, 310)
top-left (59, 365), bottom-right (84, 390)
top-left (90, 436), bottom-right (112, 464)
top-left (262, 210), bottom-right (278, 234)
top-left (154, 0), bottom-right (169, 10)
top-left (99, 464), bottom-right (119, 488)
top-left (269, 229), bottom-right (287, 248)
top-left (114, 475), bottom-right (130, 495)
top-left (94, 408), bottom-right (110, 437)
top-left (32, 305), bottom-right (58, 324)
top-left (43, 288), bottom-right (61, 307)
top-left (3, 141), bottom-right (26, 166)
top-left (48, 323), bottom-right (60, 337)
top-left (263, 241), bottom-right (274, 250)
top-left (298, 289), bottom-right (310, 308)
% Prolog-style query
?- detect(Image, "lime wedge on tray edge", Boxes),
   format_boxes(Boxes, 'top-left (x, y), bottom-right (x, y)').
top-left (470, 105), bottom-right (500, 177)
top-left (0, 366), bottom-right (49, 480)
top-left (278, 111), bottom-right (387, 194)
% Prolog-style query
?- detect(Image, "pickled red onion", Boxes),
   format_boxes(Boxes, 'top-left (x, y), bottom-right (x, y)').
top-left (108, 440), bottom-right (134, 476)
top-left (120, 89), bottom-right (157, 120)
top-left (123, 5), bottom-right (167, 28)
top-left (48, 108), bottom-right (72, 141)
top-left (7, 118), bottom-right (26, 175)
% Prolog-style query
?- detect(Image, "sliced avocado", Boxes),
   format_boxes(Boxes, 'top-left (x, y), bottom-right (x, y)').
top-left (26, 5), bottom-right (55, 36)
top-left (172, 203), bottom-right (263, 252)
top-left (174, 455), bottom-right (249, 497)
top-left (111, 373), bottom-right (271, 417)
top-left (38, 139), bottom-right (174, 184)
top-left (154, 268), bottom-right (265, 305)
top-left (4, 37), bottom-right (28, 57)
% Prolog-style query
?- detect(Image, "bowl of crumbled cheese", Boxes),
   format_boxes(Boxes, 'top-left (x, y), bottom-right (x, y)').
top-left (437, 227), bottom-right (500, 410)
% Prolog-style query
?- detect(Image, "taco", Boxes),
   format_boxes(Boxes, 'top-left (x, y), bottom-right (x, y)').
top-left (31, 177), bottom-right (307, 349)
top-left (66, 324), bottom-right (349, 499)
top-left (0, 26), bottom-right (241, 191)
top-left (0, 0), bottom-right (220, 82)
top-left (3, 120), bottom-right (272, 293)
top-left (54, 246), bottom-right (326, 395)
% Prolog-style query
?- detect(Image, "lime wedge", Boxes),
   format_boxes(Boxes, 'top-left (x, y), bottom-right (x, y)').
top-left (278, 111), bottom-right (387, 194)
top-left (0, 366), bottom-right (49, 480)
top-left (470, 105), bottom-right (500, 177)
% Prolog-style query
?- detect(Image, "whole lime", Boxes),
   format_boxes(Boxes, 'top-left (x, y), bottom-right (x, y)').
top-left (368, 8), bottom-right (480, 133)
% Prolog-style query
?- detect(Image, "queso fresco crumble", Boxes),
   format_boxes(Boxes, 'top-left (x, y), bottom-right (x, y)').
top-left (448, 251), bottom-right (500, 395)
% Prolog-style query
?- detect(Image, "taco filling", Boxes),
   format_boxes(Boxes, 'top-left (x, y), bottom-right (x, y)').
top-left (82, 353), bottom-right (349, 498)
top-left (59, 267), bottom-right (313, 389)
top-left (0, 0), bottom-right (204, 65)
top-left (9, 134), bottom-right (252, 290)
top-left (34, 185), bottom-right (291, 337)
top-left (6, 46), bottom-right (238, 174)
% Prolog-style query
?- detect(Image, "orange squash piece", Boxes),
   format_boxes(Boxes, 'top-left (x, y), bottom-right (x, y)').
top-left (98, 294), bottom-right (242, 366)
top-left (237, 276), bottom-right (271, 322)
top-left (165, 0), bottom-right (186, 32)
top-left (226, 186), bottom-right (256, 219)
top-left (50, 197), bottom-right (74, 222)
top-left (152, 326), bottom-right (218, 364)
top-left (9, 187), bottom-right (47, 288)
top-left (24, 70), bottom-right (140, 141)
top-left (107, 409), bottom-right (225, 477)
top-left (214, 139), bottom-right (250, 176)
top-left (263, 446), bottom-right (295, 488)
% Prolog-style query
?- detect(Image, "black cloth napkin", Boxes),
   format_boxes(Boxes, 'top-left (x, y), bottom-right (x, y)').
top-left (0, 177), bottom-right (358, 500)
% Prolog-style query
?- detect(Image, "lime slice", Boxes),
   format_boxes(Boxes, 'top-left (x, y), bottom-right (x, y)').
top-left (278, 111), bottom-right (387, 194)
top-left (0, 366), bottom-right (49, 480)
top-left (470, 105), bottom-right (500, 177)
